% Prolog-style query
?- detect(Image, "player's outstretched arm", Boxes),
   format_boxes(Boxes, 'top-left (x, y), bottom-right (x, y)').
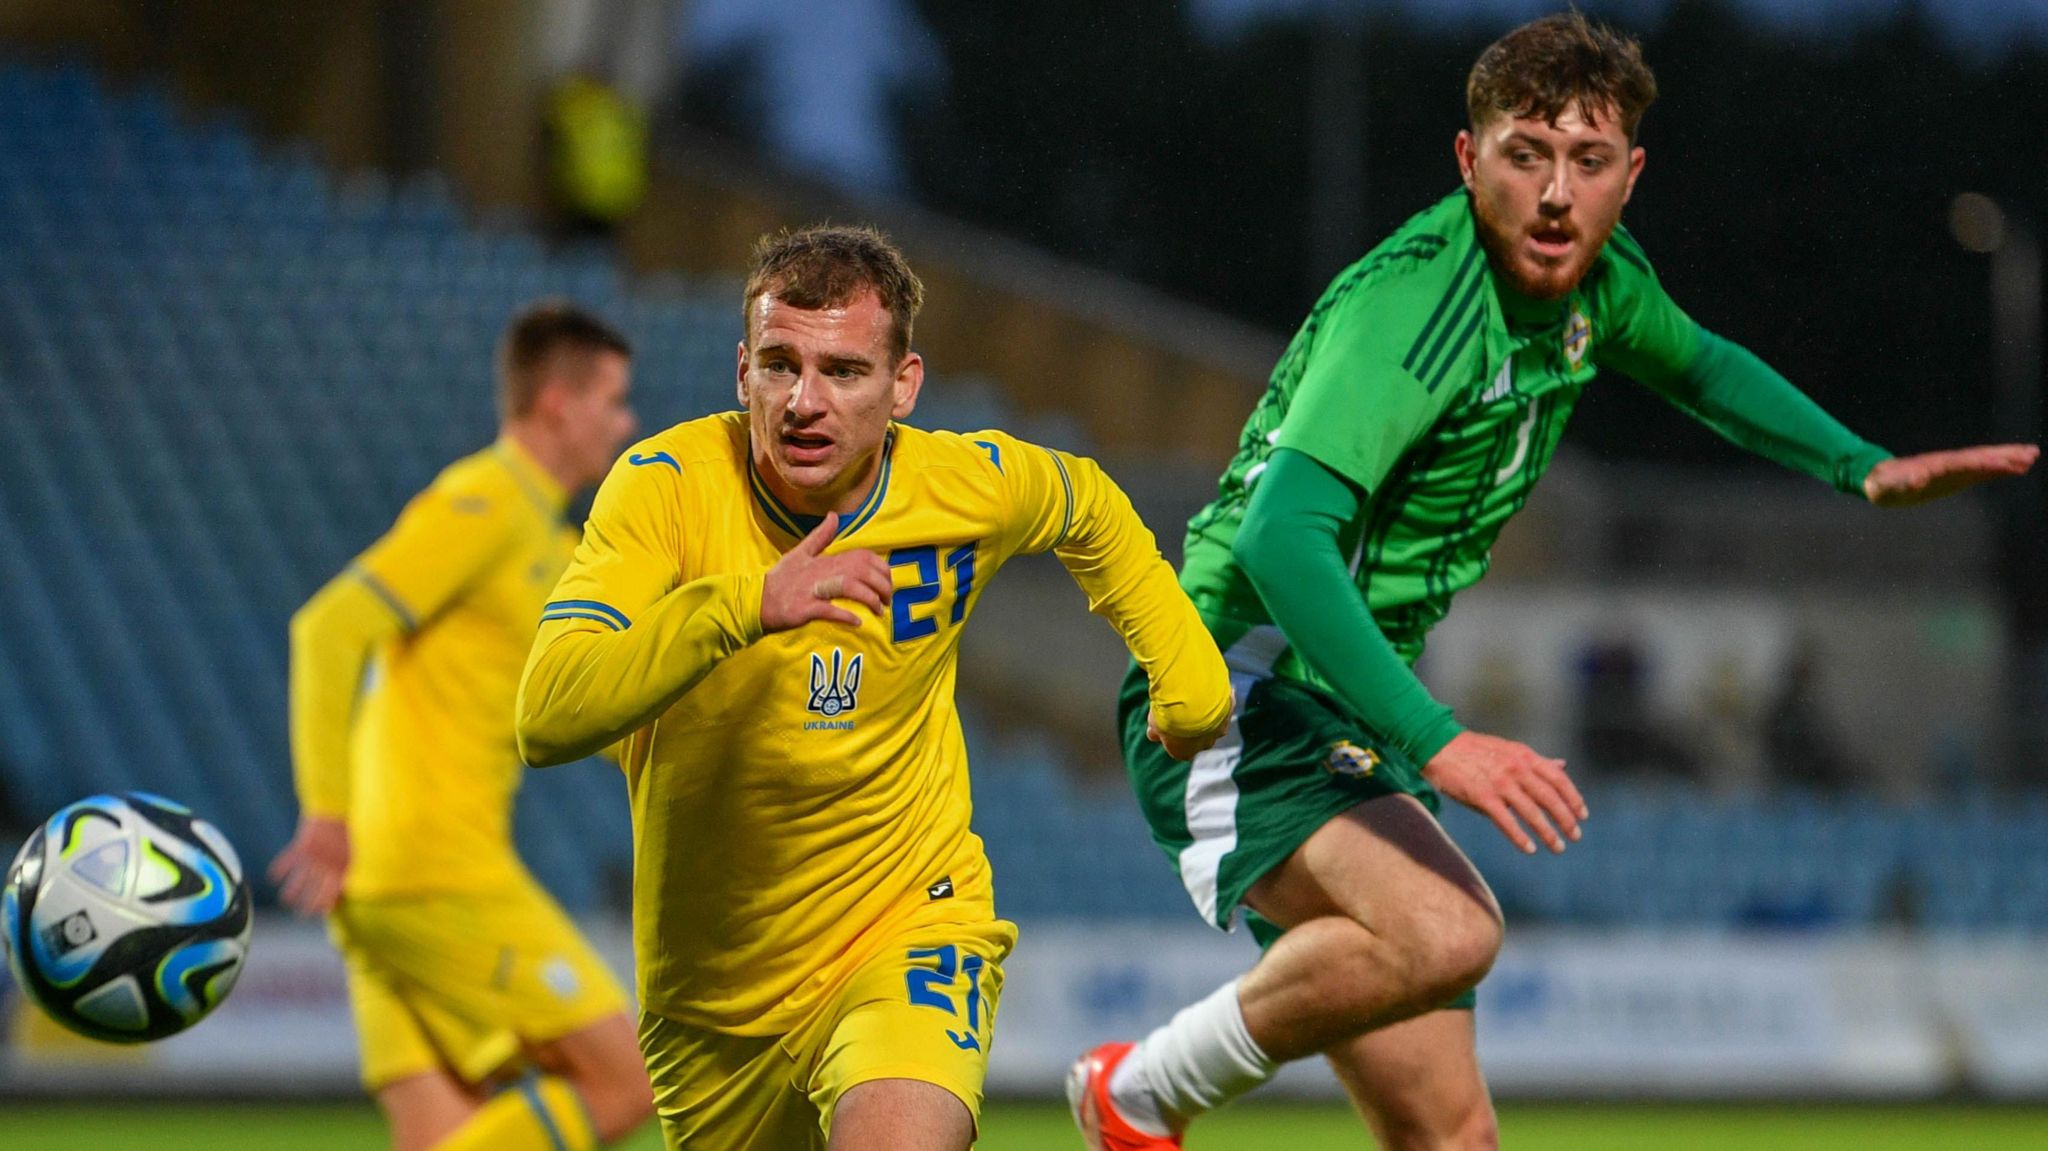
top-left (518, 571), bottom-right (766, 766)
top-left (1234, 448), bottom-right (1585, 854)
top-left (998, 436), bottom-right (1232, 757)
top-left (1068, 475), bottom-right (1232, 757)
top-left (1629, 330), bottom-right (1896, 493)
top-left (1637, 335), bottom-right (2039, 504)
top-left (273, 476), bottom-right (521, 911)
top-left (271, 572), bottom-right (409, 917)
top-left (1862, 444), bottom-right (2039, 507)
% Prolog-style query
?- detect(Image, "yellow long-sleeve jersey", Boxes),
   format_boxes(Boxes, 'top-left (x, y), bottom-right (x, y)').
top-left (518, 412), bottom-right (1230, 1034)
top-left (290, 438), bottom-right (574, 898)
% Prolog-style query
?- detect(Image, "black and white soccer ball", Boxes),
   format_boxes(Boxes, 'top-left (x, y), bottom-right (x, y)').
top-left (2, 792), bottom-right (253, 1043)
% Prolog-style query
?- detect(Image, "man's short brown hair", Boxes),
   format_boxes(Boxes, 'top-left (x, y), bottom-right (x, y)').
top-left (1467, 10), bottom-right (1658, 141)
top-left (743, 225), bottom-right (925, 364)
top-left (497, 300), bottom-right (632, 419)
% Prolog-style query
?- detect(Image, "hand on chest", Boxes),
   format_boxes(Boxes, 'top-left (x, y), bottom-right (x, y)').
top-left (694, 519), bottom-right (1000, 729)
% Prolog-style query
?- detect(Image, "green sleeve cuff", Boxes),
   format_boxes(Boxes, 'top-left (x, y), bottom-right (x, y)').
top-left (1837, 443), bottom-right (1895, 499)
top-left (1408, 710), bottom-right (1466, 765)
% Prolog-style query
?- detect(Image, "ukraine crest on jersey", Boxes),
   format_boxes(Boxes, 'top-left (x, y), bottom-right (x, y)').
top-left (806, 647), bottom-right (862, 724)
top-left (538, 412), bottom-right (1098, 1034)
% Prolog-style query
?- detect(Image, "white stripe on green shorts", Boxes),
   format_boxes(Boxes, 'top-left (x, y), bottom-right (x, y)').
top-left (1176, 627), bottom-right (1288, 927)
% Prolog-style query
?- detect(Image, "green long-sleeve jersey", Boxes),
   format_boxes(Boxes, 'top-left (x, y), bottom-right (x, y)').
top-left (1180, 189), bottom-right (1891, 758)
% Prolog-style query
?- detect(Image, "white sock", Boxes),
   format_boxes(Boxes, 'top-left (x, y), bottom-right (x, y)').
top-left (1107, 979), bottom-right (1278, 1135)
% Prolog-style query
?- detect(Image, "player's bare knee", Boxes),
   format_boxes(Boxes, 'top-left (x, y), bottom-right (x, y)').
top-left (1457, 1101), bottom-right (1502, 1151)
top-left (1380, 1111), bottom-right (1500, 1151)
top-left (1440, 906), bottom-right (1504, 997)
top-left (1433, 1098), bottom-right (1502, 1151)
top-left (1372, 1091), bottom-right (1498, 1151)
top-left (1408, 903), bottom-right (1502, 1005)
top-left (1288, 916), bottom-right (1390, 1017)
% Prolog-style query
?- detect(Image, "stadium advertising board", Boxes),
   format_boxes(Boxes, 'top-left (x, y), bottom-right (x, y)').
top-left (4, 921), bottom-right (2044, 1098)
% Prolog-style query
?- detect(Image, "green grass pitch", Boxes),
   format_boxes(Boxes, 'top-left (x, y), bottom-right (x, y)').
top-left (8, 1101), bottom-right (2048, 1149)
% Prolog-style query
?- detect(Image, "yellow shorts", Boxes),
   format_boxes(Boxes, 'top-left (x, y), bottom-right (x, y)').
top-left (330, 879), bottom-right (629, 1090)
top-left (639, 917), bottom-right (1014, 1151)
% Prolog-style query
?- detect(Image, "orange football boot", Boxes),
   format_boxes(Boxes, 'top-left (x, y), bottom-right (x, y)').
top-left (1067, 1041), bottom-right (1183, 1150)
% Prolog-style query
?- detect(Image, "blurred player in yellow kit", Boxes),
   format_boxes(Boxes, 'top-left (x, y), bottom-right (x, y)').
top-left (269, 303), bottom-right (655, 1151)
top-left (516, 226), bottom-right (1234, 1151)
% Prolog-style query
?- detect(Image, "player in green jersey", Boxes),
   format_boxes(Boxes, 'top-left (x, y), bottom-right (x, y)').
top-left (1069, 12), bottom-right (2039, 1151)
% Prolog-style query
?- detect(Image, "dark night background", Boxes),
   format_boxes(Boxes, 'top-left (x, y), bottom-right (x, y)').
top-left (686, 0), bottom-right (2047, 469)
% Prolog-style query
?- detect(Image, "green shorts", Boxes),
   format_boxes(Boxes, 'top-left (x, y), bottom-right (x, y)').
top-left (1120, 652), bottom-right (1477, 1012)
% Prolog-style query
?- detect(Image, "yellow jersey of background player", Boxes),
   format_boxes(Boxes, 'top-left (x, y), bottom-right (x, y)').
top-left (270, 302), bottom-right (653, 1151)
top-left (517, 226), bottom-right (1234, 1151)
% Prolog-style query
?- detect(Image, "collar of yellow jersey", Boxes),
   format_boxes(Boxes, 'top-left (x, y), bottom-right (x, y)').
top-left (746, 427), bottom-right (896, 544)
top-left (494, 436), bottom-right (570, 519)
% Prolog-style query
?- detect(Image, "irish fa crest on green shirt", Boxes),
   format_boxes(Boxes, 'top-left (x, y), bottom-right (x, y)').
top-left (1565, 308), bottom-right (1591, 369)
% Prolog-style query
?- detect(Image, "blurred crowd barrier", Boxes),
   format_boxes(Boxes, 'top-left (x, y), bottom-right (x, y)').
top-left (8, 919), bottom-right (2048, 1101)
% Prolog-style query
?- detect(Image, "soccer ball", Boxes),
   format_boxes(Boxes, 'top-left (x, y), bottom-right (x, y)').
top-left (2, 792), bottom-right (253, 1043)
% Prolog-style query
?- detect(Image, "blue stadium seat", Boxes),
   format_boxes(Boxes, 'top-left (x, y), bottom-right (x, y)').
top-left (0, 58), bottom-right (1078, 914)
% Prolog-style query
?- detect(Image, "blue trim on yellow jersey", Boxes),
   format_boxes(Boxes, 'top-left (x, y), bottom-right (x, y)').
top-left (746, 429), bottom-right (896, 542)
top-left (350, 566), bottom-right (417, 632)
top-left (539, 610), bottom-right (624, 630)
top-left (1043, 446), bottom-right (1075, 546)
top-left (515, 1077), bottom-right (571, 1151)
top-left (839, 430), bottom-right (895, 538)
top-left (542, 599), bottom-right (630, 630)
top-left (746, 463), bottom-right (807, 538)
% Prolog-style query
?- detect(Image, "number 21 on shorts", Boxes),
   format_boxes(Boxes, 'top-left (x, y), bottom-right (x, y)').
top-left (904, 944), bottom-right (985, 1051)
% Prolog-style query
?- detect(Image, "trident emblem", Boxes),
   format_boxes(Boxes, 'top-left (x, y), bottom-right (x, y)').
top-left (807, 648), bottom-right (863, 717)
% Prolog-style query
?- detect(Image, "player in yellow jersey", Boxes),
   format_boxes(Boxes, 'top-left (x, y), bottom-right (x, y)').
top-left (515, 226), bottom-right (1234, 1150)
top-left (268, 303), bottom-right (655, 1151)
